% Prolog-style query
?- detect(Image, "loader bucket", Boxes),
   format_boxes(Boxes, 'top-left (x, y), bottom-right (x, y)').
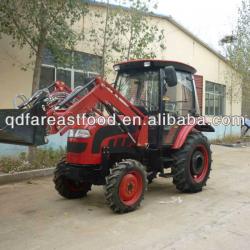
top-left (0, 104), bottom-right (47, 146)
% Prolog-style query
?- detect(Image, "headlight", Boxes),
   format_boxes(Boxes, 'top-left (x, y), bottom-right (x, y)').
top-left (68, 129), bottom-right (90, 138)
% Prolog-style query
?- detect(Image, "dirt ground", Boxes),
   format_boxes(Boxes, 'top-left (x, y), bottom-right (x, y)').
top-left (0, 145), bottom-right (250, 250)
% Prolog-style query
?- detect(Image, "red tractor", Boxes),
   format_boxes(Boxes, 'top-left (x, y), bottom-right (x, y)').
top-left (0, 60), bottom-right (214, 213)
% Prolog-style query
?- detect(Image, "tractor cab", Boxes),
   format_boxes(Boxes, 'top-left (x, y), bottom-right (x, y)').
top-left (114, 60), bottom-right (199, 117)
top-left (114, 60), bottom-right (200, 146)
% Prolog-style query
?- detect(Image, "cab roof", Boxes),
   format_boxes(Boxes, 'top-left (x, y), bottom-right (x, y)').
top-left (114, 59), bottom-right (197, 74)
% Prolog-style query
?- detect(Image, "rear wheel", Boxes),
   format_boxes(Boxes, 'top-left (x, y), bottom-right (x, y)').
top-left (54, 162), bottom-right (91, 199)
top-left (105, 159), bottom-right (147, 213)
top-left (171, 133), bottom-right (211, 193)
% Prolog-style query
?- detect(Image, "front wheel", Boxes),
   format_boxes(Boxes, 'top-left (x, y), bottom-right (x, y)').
top-left (105, 159), bottom-right (147, 213)
top-left (54, 162), bottom-right (92, 199)
top-left (171, 132), bottom-right (212, 193)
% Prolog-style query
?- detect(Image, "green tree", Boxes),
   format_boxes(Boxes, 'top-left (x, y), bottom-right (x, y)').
top-left (0, 0), bottom-right (88, 161)
top-left (221, 0), bottom-right (250, 116)
top-left (86, 0), bottom-right (166, 78)
top-left (0, 0), bottom-right (88, 93)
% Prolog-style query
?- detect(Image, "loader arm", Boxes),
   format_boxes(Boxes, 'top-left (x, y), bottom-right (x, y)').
top-left (47, 78), bottom-right (149, 147)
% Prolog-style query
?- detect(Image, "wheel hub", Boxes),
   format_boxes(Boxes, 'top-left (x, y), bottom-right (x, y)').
top-left (191, 151), bottom-right (204, 175)
top-left (127, 182), bottom-right (134, 194)
top-left (119, 171), bottom-right (143, 206)
top-left (190, 145), bottom-right (209, 183)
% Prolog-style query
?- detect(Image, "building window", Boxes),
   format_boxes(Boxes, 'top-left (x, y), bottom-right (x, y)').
top-left (205, 81), bottom-right (225, 116)
top-left (39, 48), bottom-right (102, 89)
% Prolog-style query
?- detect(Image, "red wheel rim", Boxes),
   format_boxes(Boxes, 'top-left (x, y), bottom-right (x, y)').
top-left (190, 144), bottom-right (209, 183)
top-left (119, 171), bottom-right (143, 206)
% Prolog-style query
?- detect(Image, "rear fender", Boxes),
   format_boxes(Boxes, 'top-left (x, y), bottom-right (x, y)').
top-left (172, 123), bottom-right (214, 149)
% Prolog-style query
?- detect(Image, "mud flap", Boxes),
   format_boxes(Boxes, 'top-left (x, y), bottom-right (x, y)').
top-left (0, 103), bottom-right (47, 146)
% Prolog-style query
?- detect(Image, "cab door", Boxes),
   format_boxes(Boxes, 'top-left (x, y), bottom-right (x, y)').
top-left (160, 70), bottom-right (197, 147)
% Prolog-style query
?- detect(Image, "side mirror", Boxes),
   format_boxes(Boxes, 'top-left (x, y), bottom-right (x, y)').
top-left (164, 66), bottom-right (177, 87)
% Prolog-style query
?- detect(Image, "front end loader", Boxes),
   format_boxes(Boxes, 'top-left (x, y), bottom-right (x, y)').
top-left (0, 59), bottom-right (214, 213)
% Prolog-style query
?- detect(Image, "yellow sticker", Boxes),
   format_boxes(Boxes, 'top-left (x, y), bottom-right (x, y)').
top-left (163, 96), bottom-right (170, 101)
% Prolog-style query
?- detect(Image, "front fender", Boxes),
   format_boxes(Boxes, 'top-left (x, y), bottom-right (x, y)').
top-left (171, 124), bottom-right (214, 149)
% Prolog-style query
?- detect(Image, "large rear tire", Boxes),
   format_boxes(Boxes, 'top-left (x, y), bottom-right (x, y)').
top-left (105, 159), bottom-right (147, 213)
top-left (54, 161), bottom-right (91, 199)
top-left (171, 132), bottom-right (212, 193)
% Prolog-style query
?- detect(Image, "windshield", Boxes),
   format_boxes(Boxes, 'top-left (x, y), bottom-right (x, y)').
top-left (116, 70), bottom-right (159, 112)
